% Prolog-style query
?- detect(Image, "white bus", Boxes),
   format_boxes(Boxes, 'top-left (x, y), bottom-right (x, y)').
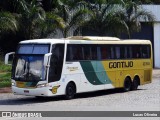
top-left (5, 36), bottom-right (152, 99)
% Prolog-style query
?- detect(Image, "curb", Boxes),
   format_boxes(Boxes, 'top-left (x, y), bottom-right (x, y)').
top-left (0, 87), bottom-right (11, 93)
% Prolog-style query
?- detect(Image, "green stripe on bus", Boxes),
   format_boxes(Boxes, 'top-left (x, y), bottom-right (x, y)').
top-left (96, 61), bottom-right (111, 84)
top-left (80, 61), bottom-right (102, 85)
top-left (80, 61), bottom-right (111, 85)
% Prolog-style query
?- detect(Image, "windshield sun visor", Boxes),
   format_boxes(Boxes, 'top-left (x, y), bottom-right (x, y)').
top-left (17, 44), bottom-right (50, 54)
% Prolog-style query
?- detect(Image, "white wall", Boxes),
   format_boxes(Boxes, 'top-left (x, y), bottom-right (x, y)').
top-left (142, 5), bottom-right (160, 22)
top-left (142, 5), bottom-right (160, 68)
top-left (154, 22), bottom-right (160, 68)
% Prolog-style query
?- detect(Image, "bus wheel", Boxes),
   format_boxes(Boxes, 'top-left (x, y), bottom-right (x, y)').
top-left (65, 82), bottom-right (76, 100)
top-left (123, 77), bottom-right (132, 92)
top-left (131, 78), bottom-right (139, 90)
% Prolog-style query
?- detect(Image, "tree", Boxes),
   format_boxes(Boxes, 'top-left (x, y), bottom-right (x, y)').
top-left (86, 0), bottom-right (155, 38)
top-left (0, 11), bottom-right (18, 35)
top-left (86, 0), bottom-right (127, 36)
top-left (0, 0), bottom-right (15, 12)
top-left (121, 0), bottom-right (155, 38)
top-left (49, 0), bottom-right (90, 38)
top-left (39, 12), bottom-right (66, 38)
top-left (14, 0), bottom-right (46, 39)
top-left (0, 11), bottom-right (19, 55)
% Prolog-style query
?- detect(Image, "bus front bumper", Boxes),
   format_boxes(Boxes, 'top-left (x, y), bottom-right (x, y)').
top-left (12, 86), bottom-right (63, 97)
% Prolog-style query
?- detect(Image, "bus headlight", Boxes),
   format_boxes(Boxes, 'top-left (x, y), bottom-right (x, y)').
top-left (12, 81), bottom-right (16, 86)
top-left (36, 83), bottom-right (49, 88)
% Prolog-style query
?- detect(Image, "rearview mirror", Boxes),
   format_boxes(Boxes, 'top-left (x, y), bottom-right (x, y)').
top-left (44, 53), bottom-right (52, 67)
top-left (5, 52), bottom-right (15, 65)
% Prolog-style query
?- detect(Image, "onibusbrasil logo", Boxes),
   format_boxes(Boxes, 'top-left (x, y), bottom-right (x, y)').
top-left (2, 112), bottom-right (42, 118)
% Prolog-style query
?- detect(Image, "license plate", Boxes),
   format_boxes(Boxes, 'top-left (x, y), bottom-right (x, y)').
top-left (24, 90), bottom-right (29, 93)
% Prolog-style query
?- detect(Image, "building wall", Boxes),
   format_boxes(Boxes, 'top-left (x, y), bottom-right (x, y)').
top-left (143, 5), bottom-right (160, 68)
top-left (142, 5), bottom-right (160, 22)
top-left (153, 22), bottom-right (160, 68)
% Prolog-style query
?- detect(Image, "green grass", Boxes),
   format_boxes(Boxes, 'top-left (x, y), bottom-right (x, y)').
top-left (0, 60), bottom-right (12, 88)
top-left (0, 72), bottom-right (11, 88)
top-left (0, 61), bottom-right (12, 72)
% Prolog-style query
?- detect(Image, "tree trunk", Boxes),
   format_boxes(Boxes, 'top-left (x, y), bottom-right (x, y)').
top-left (63, 29), bottom-right (68, 38)
top-left (127, 29), bottom-right (131, 39)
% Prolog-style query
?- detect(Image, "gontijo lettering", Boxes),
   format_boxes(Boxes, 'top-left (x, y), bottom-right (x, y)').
top-left (109, 61), bottom-right (133, 68)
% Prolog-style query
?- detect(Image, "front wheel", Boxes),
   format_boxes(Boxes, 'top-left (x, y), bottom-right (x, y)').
top-left (65, 83), bottom-right (76, 100)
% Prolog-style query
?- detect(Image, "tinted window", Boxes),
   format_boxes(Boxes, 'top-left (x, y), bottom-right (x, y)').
top-left (66, 44), bottom-right (83, 61)
top-left (90, 45), bottom-right (97, 60)
top-left (18, 44), bottom-right (49, 54)
top-left (48, 44), bottom-right (64, 82)
top-left (66, 44), bottom-right (98, 61)
top-left (66, 44), bottom-right (151, 61)
top-left (142, 45), bottom-right (151, 58)
top-left (132, 45), bottom-right (142, 58)
top-left (115, 46), bottom-right (120, 59)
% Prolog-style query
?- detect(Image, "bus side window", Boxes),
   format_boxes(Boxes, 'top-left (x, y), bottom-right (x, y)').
top-left (121, 46), bottom-right (131, 59)
top-left (78, 45), bottom-right (83, 60)
top-left (142, 45), bottom-right (150, 58)
top-left (120, 46), bottom-right (125, 59)
top-left (101, 46), bottom-right (107, 60)
top-left (110, 46), bottom-right (115, 59)
top-left (115, 46), bottom-right (120, 59)
top-left (91, 45), bottom-right (97, 60)
top-left (133, 45), bottom-right (141, 58)
top-left (48, 44), bottom-right (64, 82)
top-left (147, 46), bottom-right (151, 58)
top-left (83, 45), bottom-right (91, 60)
top-left (106, 46), bottom-right (111, 59)
top-left (66, 45), bottom-right (73, 61)
top-left (73, 45), bottom-right (79, 60)
top-left (128, 46), bottom-right (132, 58)
top-left (97, 46), bottom-right (101, 60)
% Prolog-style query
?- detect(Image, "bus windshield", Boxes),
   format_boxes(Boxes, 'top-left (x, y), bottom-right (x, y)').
top-left (12, 44), bottom-right (50, 81)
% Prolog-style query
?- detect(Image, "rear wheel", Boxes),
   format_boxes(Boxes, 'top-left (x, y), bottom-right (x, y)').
top-left (131, 79), bottom-right (139, 90)
top-left (123, 77), bottom-right (132, 92)
top-left (65, 82), bottom-right (76, 100)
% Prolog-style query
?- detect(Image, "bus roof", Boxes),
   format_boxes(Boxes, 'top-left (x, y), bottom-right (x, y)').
top-left (66, 36), bottom-right (120, 41)
top-left (19, 37), bottom-right (151, 45)
top-left (19, 38), bottom-right (65, 44)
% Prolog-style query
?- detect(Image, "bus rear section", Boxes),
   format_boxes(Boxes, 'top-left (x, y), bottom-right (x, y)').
top-left (101, 44), bottom-right (152, 91)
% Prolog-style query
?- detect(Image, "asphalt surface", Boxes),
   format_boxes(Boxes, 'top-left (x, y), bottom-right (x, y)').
top-left (0, 69), bottom-right (159, 120)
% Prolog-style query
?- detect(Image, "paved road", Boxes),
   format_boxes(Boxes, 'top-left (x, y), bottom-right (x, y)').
top-left (0, 70), bottom-right (159, 120)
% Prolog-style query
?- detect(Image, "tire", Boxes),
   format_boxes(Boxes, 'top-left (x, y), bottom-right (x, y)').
top-left (65, 82), bottom-right (76, 100)
top-left (123, 77), bottom-right (132, 92)
top-left (131, 79), bottom-right (139, 90)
